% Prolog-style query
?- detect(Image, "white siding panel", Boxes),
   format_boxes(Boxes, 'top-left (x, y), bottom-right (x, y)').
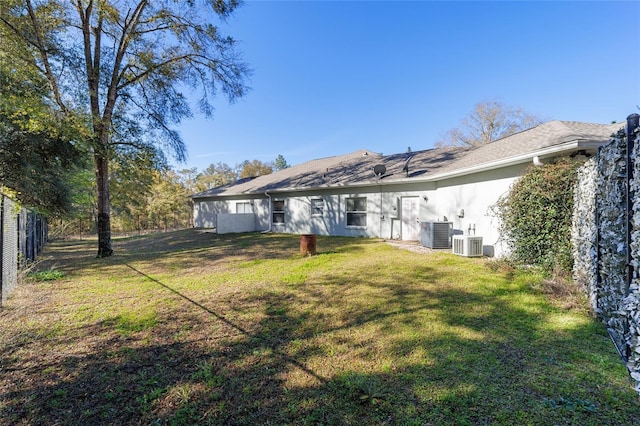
top-left (217, 213), bottom-right (256, 234)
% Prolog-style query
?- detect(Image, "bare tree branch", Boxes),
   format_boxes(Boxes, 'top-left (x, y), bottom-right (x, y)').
top-left (25, 0), bottom-right (67, 113)
top-left (437, 100), bottom-right (543, 147)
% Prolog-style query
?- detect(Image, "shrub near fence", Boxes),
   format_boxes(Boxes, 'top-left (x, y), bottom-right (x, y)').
top-left (572, 115), bottom-right (640, 394)
top-left (0, 193), bottom-right (47, 306)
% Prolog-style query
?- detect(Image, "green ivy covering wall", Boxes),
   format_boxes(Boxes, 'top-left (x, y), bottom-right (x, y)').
top-left (495, 158), bottom-right (581, 273)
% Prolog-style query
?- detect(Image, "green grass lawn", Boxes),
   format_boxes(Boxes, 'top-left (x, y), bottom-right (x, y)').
top-left (1, 230), bottom-right (638, 425)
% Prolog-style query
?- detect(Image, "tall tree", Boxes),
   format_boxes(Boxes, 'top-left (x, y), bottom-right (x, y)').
top-left (237, 159), bottom-right (273, 178)
top-left (109, 146), bottom-right (160, 231)
top-left (147, 169), bottom-right (192, 230)
top-left (177, 167), bottom-right (200, 195)
top-left (197, 161), bottom-right (237, 191)
top-left (0, 0), bottom-right (250, 257)
top-left (437, 100), bottom-right (543, 147)
top-left (274, 154), bottom-right (289, 170)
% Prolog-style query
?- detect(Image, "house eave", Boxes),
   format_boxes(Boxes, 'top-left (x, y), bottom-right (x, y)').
top-left (192, 139), bottom-right (608, 200)
top-left (422, 139), bottom-right (604, 182)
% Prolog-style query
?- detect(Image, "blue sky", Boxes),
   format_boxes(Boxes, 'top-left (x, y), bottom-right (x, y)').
top-left (175, 0), bottom-right (640, 173)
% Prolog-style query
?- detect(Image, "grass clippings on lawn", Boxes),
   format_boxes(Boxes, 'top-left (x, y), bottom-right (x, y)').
top-left (1, 230), bottom-right (638, 425)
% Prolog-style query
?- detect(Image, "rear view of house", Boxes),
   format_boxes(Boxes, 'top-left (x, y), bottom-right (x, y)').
top-left (192, 120), bottom-right (622, 257)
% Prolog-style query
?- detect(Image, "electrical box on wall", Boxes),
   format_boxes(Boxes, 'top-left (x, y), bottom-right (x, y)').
top-left (389, 198), bottom-right (399, 218)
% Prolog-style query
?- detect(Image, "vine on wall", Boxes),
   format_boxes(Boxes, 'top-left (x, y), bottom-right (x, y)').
top-left (496, 158), bottom-right (580, 273)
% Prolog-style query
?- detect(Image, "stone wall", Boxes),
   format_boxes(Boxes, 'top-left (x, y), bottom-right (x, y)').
top-left (572, 123), bottom-right (640, 394)
top-left (571, 157), bottom-right (598, 308)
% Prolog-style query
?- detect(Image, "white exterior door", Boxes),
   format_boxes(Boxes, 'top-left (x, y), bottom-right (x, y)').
top-left (401, 197), bottom-right (420, 240)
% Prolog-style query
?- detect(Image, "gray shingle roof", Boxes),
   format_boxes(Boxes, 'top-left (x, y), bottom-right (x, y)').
top-left (192, 120), bottom-right (623, 199)
top-left (436, 120), bottom-right (623, 174)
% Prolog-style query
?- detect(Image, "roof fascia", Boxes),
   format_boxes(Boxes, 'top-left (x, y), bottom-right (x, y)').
top-left (193, 139), bottom-right (609, 199)
top-left (421, 139), bottom-right (605, 182)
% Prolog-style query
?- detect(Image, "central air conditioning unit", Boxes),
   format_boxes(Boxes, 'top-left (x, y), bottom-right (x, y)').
top-left (420, 222), bottom-right (452, 249)
top-left (452, 235), bottom-right (483, 257)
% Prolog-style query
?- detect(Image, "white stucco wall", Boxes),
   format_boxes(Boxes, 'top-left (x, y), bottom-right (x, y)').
top-left (192, 162), bottom-right (528, 257)
top-left (267, 190), bottom-right (380, 237)
top-left (216, 213), bottom-right (256, 234)
top-left (193, 200), bottom-right (226, 228)
top-left (430, 164), bottom-right (525, 257)
top-left (193, 197), bottom-right (270, 230)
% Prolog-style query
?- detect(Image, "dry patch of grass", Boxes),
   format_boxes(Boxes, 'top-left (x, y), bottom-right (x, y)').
top-left (1, 230), bottom-right (638, 425)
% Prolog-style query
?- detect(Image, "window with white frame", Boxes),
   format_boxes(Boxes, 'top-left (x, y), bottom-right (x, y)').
top-left (272, 200), bottom-right (285, 224)
top-left (346, 197), bottom-right (367, 227)
top-left (236, 202), bottom-right (253, 214)
top-left (311, 198), bottom-right (324, 216)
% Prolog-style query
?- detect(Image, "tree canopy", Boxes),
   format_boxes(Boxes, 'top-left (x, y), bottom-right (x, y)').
top-left (0, 114), bottom-right (86, 213)
top-left (0, 0), bottom-right (250, 256)
top-left (197, 161), bottom-right (237, 191)
top-left (437, 100), bottom-right (543, 147)
top-left (274, 154), bottom-right (289, 170)
top-left (0, 45), bottom-right (86, 213)
top-left (238, 159), bottom-right (273, 178)
top-left (193, 155), bottom-right (288, 192)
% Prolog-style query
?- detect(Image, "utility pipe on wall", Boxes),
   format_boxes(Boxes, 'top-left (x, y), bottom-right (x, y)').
top-left (264, 191), bottom-right (272, 233)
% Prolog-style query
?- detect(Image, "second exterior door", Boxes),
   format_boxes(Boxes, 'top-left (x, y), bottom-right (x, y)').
top-left (401, 196), bottom-right (420, 241)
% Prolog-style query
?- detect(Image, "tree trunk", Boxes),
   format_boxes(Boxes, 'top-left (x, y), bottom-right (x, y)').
top-left (95, 148), bottom-right (113, 257)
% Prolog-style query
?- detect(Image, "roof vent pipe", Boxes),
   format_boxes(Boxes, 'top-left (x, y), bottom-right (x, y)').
top-left (403, 155), bottom-right (414, 176)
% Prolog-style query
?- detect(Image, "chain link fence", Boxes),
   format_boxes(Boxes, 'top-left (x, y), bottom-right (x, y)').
top-left (0, 193), bottom-right (48, 306)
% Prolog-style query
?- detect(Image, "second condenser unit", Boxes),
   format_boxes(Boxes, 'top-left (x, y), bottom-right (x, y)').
top-left (420, 221), bottom-right (452, 249)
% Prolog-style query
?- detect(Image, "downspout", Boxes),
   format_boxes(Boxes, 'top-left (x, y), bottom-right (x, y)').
top-left (263, 191), bottom-right (272, 233)
top-left (533, 156), bottom-right (543, 166)
top-left (379, 184), bottom-right (383, 240)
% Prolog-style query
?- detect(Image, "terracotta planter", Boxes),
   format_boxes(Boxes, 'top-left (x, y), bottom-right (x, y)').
top-left (300, 234), bottom-right (317, 256)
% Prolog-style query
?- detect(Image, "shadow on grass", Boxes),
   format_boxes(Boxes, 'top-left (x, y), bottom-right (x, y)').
top-left (125, 263), bottom-right (329, 387)
top-left (3, 231), bottom-right (639, 425)
top-left (115, 230), bottom-right (376, 258)
top-left (42, 230), bottom-right (376, 276)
